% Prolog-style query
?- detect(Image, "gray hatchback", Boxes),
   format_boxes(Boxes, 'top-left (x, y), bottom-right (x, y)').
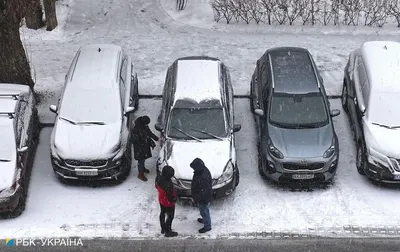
top-left (250, 47), bottom-right (340, 184)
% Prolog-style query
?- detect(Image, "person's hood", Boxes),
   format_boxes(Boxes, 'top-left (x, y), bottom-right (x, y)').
top-left (52, 119), bottom-right (122, 160)
top-left (161, 165), bottom-right (175, 179)
top-left (162, 139), bottom-right (231, 180)
top-left (190, 158), bottom-right (205, 173)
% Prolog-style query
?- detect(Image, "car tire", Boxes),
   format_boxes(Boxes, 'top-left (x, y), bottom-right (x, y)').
top-left (341, 80), bottom-right (348, 111)
top-left (356, 142), bottom-right (366, 175)
top-left (257, 144), bottom-right (267, 180)
top-left (235, 163), bottom-right (240, 187)
top-left (119, 146), bottom-right (132, 180)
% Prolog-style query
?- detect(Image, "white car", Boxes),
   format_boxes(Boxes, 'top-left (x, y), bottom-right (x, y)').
top-left (154, 56), bottom-right (242, 200)
top-left (0, 84), bottom-right (39, 217)
top-left (342, 40), bottom-right (400, 183)
top-left (49, 44), bottom-right (139, 181)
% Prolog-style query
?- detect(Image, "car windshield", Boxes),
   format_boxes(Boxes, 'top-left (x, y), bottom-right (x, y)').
top-left (269, 92), bottom-right (329, 128)
top-left (167, 107), bottom-right (227, 140)
top-left (369, 93), bottom-right (400, 128)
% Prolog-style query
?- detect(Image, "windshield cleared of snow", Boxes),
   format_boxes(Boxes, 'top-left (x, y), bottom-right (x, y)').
top-left (58, 89), bottom-right (121, 124)
top-left (368, 93), bottom-right (400, 127)
top-left (167, 107), bottom-right (227, 140)
top-left (269, 92), bottom-right (328, 128)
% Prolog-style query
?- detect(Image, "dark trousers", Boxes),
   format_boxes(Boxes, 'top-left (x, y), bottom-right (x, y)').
top-left (160, 204), bottom-right (175, 232)
top-left (199, 202), bottom-right (211, 229)
top-left (138, 159), bottom-right (145, 173)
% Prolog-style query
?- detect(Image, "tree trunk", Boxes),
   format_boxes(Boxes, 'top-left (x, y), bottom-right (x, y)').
top-left (43, 0), bottom-right (58, 31)
top-left (0, 22), bottom-right (34, 87)
top-left (26, 0), bottom-right (45, 30)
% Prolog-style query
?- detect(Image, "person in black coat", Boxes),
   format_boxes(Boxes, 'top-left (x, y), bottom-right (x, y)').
top-left (132, 115), bottom-right (159, 181)
top-left (190, 158), bottom-right (213, 233)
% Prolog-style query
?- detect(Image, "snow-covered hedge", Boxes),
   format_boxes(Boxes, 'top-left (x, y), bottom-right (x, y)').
top-left (210, 0), bottom-right (400, 27)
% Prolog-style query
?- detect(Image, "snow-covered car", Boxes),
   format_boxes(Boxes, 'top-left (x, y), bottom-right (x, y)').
top-left (251, 47), bottom-right (340, 184)
top-left (154, 56), bottom-right (242, 199)
top-left (0, 84), bottom-right (39, 217)
top-left (49, 44), bottom-right (139, 181)
top-left (342, 41), bottom-right (400, 183)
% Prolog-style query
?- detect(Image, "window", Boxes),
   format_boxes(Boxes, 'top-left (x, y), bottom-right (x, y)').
top-left (357, 62), bottom-right (369, 107)
top-left (269, 92), bottom-right (329, 128)
top-left (119, 56), bottom-right (128, 106)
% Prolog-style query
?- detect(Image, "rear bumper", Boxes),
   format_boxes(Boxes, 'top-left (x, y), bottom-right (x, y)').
top-left (51, 158), bottom-right (125, 180)
top-left (0, 186), bottom-right (21, 214)
top-left (176, 175), bottom-right (237, 201)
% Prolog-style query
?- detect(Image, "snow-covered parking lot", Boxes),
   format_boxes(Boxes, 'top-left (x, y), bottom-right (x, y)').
top-left (1, 98), bottom-right (400, 239)
top-left (4, 0), bottom-right (400, 240)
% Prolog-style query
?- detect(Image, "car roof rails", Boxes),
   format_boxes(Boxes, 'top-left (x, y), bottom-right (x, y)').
top-left (0, 112), bottom-right (15, 119)
top-left (0, 94), bottom-right (19, 100)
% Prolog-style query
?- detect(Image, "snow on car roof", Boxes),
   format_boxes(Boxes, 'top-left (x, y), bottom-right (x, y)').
top-left (173, 59), bottom-right (222, 104)
top-left (69, 44), bottom-right (122, 90)
top-left (0, 83), bottom-right (30, 95)
top-left (0, 98), bottom-right (17, 114)
top-left (362, 41), bottom-right (400, 93)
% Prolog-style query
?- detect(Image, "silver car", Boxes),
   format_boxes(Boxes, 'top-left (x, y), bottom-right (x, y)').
top-left (154, 56), bottom-right (241, 199)
top-left (250, 47), bottom-right (340, 184)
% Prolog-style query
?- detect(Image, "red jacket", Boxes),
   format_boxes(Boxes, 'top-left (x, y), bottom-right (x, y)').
top-left (156, 184), bottom-right (177, 207)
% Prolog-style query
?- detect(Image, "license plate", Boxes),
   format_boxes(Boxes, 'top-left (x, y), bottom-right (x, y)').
top-left (394, 175), bottom-right (400, 180)
top-left (75, 169), bottom-right (98, 176)
top-left (292, 174), bottom-right (314, 180)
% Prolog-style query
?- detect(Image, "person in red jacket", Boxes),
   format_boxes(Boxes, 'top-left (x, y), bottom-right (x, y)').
top-left (155, 165), bottom-right (178, 237)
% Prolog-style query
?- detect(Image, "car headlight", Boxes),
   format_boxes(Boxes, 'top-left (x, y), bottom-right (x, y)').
top-left (218, 161), bottom-right (234, 184)
top-left (268, 139), bottom-right (284, 159)
top-left (111, 146), bottom-right (124, 164)
top-left (323, 138), bottom-right (337, 158)
top-left (369, 147), bottom-right (389, 166)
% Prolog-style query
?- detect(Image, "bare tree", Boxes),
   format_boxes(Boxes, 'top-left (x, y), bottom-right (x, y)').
top-left (25, 0), bottom-right (44, 29)
top-left (260, 0), bottom-right (275, 25)
top-left (284, 0), bottom-right (305, 25)
top-left (235, 0), bottom-right (254, 24)
top-left (331, 0), bottom-right (341, 25)
top-left (363, 0), bottom-right (389, 27)
top-left (211, 1), bottom-right (223, 22)
top-left (248, 0), bottom-right (265, 24)
top-left (387, 0), bottom-right (400, 27)
top-left (0, 0), bottom-right (35, 87)
top-left (43, 0), bottom-right (58, 31)
top-left (272, 0), bottom-right (288, 25)
top-left (341, 0), bottom-right (362, 25)
top-left (211, 0), bottom-right (234, 24)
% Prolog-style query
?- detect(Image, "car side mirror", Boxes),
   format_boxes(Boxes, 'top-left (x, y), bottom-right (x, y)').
top-left (49, 105), bottom-right (57, 114)
top-left (155, 123), bottom-right (163, 132)
top-left (232, 124), bottom-right (241, 133)
top-left (17, 146), bottom-right (28, 153)
top-left (124, 107), bottom-right (135, 116)
top-left (254, 109), bottom-right (264, 117)
top-left (359, 104), bottom-right (366, 115)
top-left (330, 109), bottom-right (340, 117)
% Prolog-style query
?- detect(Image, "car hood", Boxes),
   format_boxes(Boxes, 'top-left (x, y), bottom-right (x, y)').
top-left (52, 119), bottom-right (122, 160)
top-left (0, 121), bottom-right (17, 191)
top-left (164, 139), bottom-right (231, 180)
top-left (365, 122), bottom-right (400, 158)
top-left (268, 124), bottom-right (333, 158)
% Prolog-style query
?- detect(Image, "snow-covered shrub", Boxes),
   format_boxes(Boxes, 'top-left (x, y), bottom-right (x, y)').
top-left (341, 0), bottom-right (363, 25)
top-left (271, 0), bottom-right (288, 24)
top-left (387, 0), bottom-right (400, 27)
top-left (211, 0), bottom-right (235, 23)
top-left (248, 0), bottom-right (265, 24)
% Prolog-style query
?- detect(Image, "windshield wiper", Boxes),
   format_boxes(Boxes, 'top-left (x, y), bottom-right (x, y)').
top-left (190, 128), bottom-right (223, 140)
top-left (60, 117), bottom-right (77, 125)
top-left (172, 126), bottom-right (201, 142)
top-left (372, 123), bottom-right (400, 129)
top-left (77, 121), bottom-right (105, 125)
top-left (0, 159), bottom-right (11, 162)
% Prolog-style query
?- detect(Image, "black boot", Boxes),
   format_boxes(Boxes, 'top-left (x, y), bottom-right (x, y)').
top-left (197, 218), bottom-right (204, 224)
top-left (165, 231), bottom-right (178, 237)
top-left (161, 228), bottom-right (165, 234)
top-left (199, 227), bottom-right (211, 233)
top-left (144, 168), bottom-right (150, 174)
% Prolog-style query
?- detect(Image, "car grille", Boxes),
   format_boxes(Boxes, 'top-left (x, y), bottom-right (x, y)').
top-left (282, 162), bottom-right (325, 171)
top-left (65, 159), bottom-right (107, 167)
top-left (178, 179), bottom-right (219, 189)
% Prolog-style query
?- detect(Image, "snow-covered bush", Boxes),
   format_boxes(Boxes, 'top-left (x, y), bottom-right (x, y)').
top-left (208, 0), bottom-right (400, 27)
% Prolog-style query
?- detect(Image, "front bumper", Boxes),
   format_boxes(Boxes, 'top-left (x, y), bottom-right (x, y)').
top-left (0, 185), bottom-right (22, 214)
top-left (51, 156), bottom-right (125, 180)
top-left (364, 160), bottom-right (400, 184)
top-left (262, 151), bottom-right (338, 184)
top-left (175, 174), bottom-right (237, 200)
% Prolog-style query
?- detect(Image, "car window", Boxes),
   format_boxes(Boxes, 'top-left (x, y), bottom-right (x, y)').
top-left (167, 107), bottom-right (227, 140)
top-left (269, 92), bottom-right (329, 128)
top-left (15, 99), bottom-right (27, 147)
top-left (119, 56), bottom-right (128, 107)
top-left (357, 62), bottom-right (369, 107)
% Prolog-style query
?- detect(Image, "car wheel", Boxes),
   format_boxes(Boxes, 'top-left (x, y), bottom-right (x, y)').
top-left (119, 146), bottom-right (132, 179)
top-left (7, 189), bottom-right (26, 218)
top-left (356, 142), bottom-right (366, 175)
top-left (257, 144), bottom-right (267, 180)
top-left (235, 163), bottom-right (240, 187)
top-left (341, 80), bottom-right (348, 111)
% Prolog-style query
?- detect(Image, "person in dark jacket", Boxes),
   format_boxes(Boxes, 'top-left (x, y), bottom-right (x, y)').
top-left (132, 115), bottom-right (159, 181)
top-left (155, 165), bottom-right (178, 237)
top-left (190, 158), bottom-right (213, 233)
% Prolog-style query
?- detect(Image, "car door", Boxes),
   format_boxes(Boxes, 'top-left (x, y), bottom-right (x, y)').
top-left (15, 100), bottom-right (29, 181)
top-left (130, 63), bottom-right (139, 111)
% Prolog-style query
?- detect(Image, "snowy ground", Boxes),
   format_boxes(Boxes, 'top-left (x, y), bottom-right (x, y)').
top-left (4, 0), bottom-right (400, 239)
top-left (1, 99), bottom-right (400, 239)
